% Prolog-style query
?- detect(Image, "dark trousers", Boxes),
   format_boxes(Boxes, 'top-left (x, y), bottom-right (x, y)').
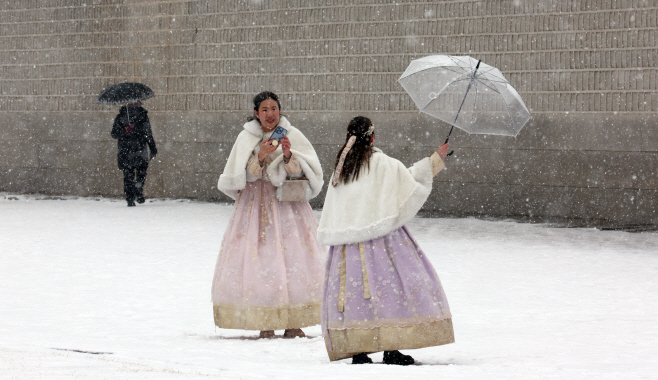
top-left (122, 164), bottom-right (148, 201)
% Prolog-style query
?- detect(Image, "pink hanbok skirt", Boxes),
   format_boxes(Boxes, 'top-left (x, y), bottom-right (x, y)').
top-left (322, 226), bottom-right (455, 361)
top-left (211, 179), bottom-right (325, 330)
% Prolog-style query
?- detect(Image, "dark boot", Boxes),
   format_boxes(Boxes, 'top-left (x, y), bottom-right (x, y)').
top-left (283, 328), bottom-right (305, 338)
top-left (351, 353), bottom-right (372, 364)
top-left (123, 168), bottom-right (136, 203)
top-left (259, 330), bottom-right (275, 339)
top-left (383, 350), bottom-right (414, 366)
top-left (135, 164), bottom-right (147, 204)
top-left (135, 181), bottom-right (145, 203)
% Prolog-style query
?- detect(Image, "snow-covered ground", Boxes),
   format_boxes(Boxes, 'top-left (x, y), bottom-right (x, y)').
top-left (1, 194), bottom-right (657, 380)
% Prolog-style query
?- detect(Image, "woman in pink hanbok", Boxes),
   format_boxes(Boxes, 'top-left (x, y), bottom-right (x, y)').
top-left (212, 92), bottom-right (326, 339)
top-left (318, 116), bottom-right (454, 364)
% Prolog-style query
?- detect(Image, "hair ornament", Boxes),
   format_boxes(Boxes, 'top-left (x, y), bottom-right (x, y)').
top-left (332, 135), bottom-right (357, 186)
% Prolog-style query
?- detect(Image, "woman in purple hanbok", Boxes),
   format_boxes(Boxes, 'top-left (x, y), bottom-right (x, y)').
top-left (317, 116), bottom-right (454, 364)
top-left (212, 92), bottom-right (326, 339)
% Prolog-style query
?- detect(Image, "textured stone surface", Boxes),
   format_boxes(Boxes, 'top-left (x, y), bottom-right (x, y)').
top-left (0, 1), bottom-right (656, 224)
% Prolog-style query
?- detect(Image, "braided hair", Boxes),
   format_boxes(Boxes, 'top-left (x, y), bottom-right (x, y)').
top-left (332, 116), bottom-right (374, 186)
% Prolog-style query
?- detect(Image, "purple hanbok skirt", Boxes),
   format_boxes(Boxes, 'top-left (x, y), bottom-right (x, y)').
top-left (321, 226), bottom-right (455, 361)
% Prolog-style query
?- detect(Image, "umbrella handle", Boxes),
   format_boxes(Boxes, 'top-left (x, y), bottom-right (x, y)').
top-left (442, 59), bottom-right (480, 158)
top-left (444, 126), bottom-right (455, 157)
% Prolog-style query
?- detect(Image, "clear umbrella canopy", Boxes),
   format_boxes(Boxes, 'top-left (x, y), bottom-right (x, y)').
top-left (398, 55), bottom-right (531, 137)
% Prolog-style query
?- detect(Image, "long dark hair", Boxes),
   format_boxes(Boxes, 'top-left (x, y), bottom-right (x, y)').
top-left (247, 91), bottom-right (282, 122)
top-left (333, 116), bottom-right (374, 186)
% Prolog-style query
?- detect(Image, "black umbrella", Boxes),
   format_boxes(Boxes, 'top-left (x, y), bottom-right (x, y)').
top-left (97, 82), bottom-right (154, 105)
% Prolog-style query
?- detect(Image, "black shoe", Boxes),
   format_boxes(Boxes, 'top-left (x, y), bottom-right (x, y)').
top-left (136, 196), bottom-right (145, 204)
top-left (383, 350), bottom-right (414, 366)
top-left (127, 199), bottom-right (136, 207)
top-left (352, 353), bottom-right (372, 364)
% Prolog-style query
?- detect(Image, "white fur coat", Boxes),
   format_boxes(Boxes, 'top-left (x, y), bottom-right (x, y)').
top-left (217, 116), bottom-right (324, 200)
top-left (318, 148), bottom-right (440, 246)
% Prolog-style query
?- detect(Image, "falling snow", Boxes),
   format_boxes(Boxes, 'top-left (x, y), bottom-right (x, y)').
top-left (1, 195), bottom-right (657, 379)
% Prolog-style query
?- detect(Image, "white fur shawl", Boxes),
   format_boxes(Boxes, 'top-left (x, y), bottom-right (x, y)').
top-left (217, 116), bottom-right (324, 200)
top-left (317, 149), bottom-right (436, 246)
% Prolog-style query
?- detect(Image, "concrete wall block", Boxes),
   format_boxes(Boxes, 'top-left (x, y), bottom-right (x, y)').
top-left (508, 149), bottom-right (579, 187)
top-left (439, 147), bottom-right (507, 185)
top-left (36, 140), bottom-right (115, 171)
top-left (191, 142), bottom-right (226, 173)
top-left (92, 141), bottom-right (120, 172)
top-left (1, 112), bottom-right (38, 140)
top-left (191, 172), bottom-right (227, 201)
top-left (149, 169), bottom-right (186, 198)
top-left (151, 113), bottom-right (197, 143)
top-left (509, 185), bottom-right (564, 218)
top-left (84, 168), bottom-right (123, 197)
top-left (0, 139), bottom-right (39, 168)
top-left (602, 152), bottom-right (658, 190)
top-left (610, 189), bottom-right (658, 224)
top-left (566, 187), bottom-right (629, 221)
top-left (0, 167), bottom-right (38, 193)
top-left (182, 171), bottom-right (221, 199)
top-left (513, 113), bottom-right (648, 151)
top-left (31, 167), bottom-right (96, 196)
top-left (505, 149), bottom-right (658, 190)
top-left (311, 141), bottom-right (341, 178)
top-left (194, 113), bottom-right (244, 143)
top-left (31, 112), bottom-right (108, 142)
top-left (153, 141), bottom-right (194, 173)
top-left (36, 141), bottom-right (58, 169)
top-left (639, 114), bottom-right (658, 150)
top-left (425, 182), bottom-right (512, 216)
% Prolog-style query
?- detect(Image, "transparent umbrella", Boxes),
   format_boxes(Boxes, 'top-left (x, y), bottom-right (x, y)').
top-left (398, 55), bottom-right (531, 150)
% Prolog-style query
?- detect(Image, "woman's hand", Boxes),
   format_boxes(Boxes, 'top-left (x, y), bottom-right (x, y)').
top-left (436, 143), bottom-right (449, 159)
top-left (258, 139), bottom-right (278, 163)
top-left (280, 135), bottom-right (292, 160)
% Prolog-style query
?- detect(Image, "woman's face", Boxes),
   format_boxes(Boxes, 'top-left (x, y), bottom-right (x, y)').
top-left (254, 98), bottom-right (280, 132)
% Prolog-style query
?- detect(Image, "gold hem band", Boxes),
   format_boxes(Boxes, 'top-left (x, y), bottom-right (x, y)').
top-left (213, 302), bottom-right (320, 331)
top-left (337, 245), bottom-right (347, 312)
top-left (327, 313), bottom-right (450, 330)
top-left (358, 242), bottom-right (372, 299)
top-left (325, 318), bottom-right (455, 361)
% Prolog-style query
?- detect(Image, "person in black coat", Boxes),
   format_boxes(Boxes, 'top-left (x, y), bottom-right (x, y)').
top-left (111, 102), bottom-right (157, 207)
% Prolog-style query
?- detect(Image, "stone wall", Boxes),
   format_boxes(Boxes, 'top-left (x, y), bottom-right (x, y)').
top-left (0, 0), bottom-right (656, 224)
